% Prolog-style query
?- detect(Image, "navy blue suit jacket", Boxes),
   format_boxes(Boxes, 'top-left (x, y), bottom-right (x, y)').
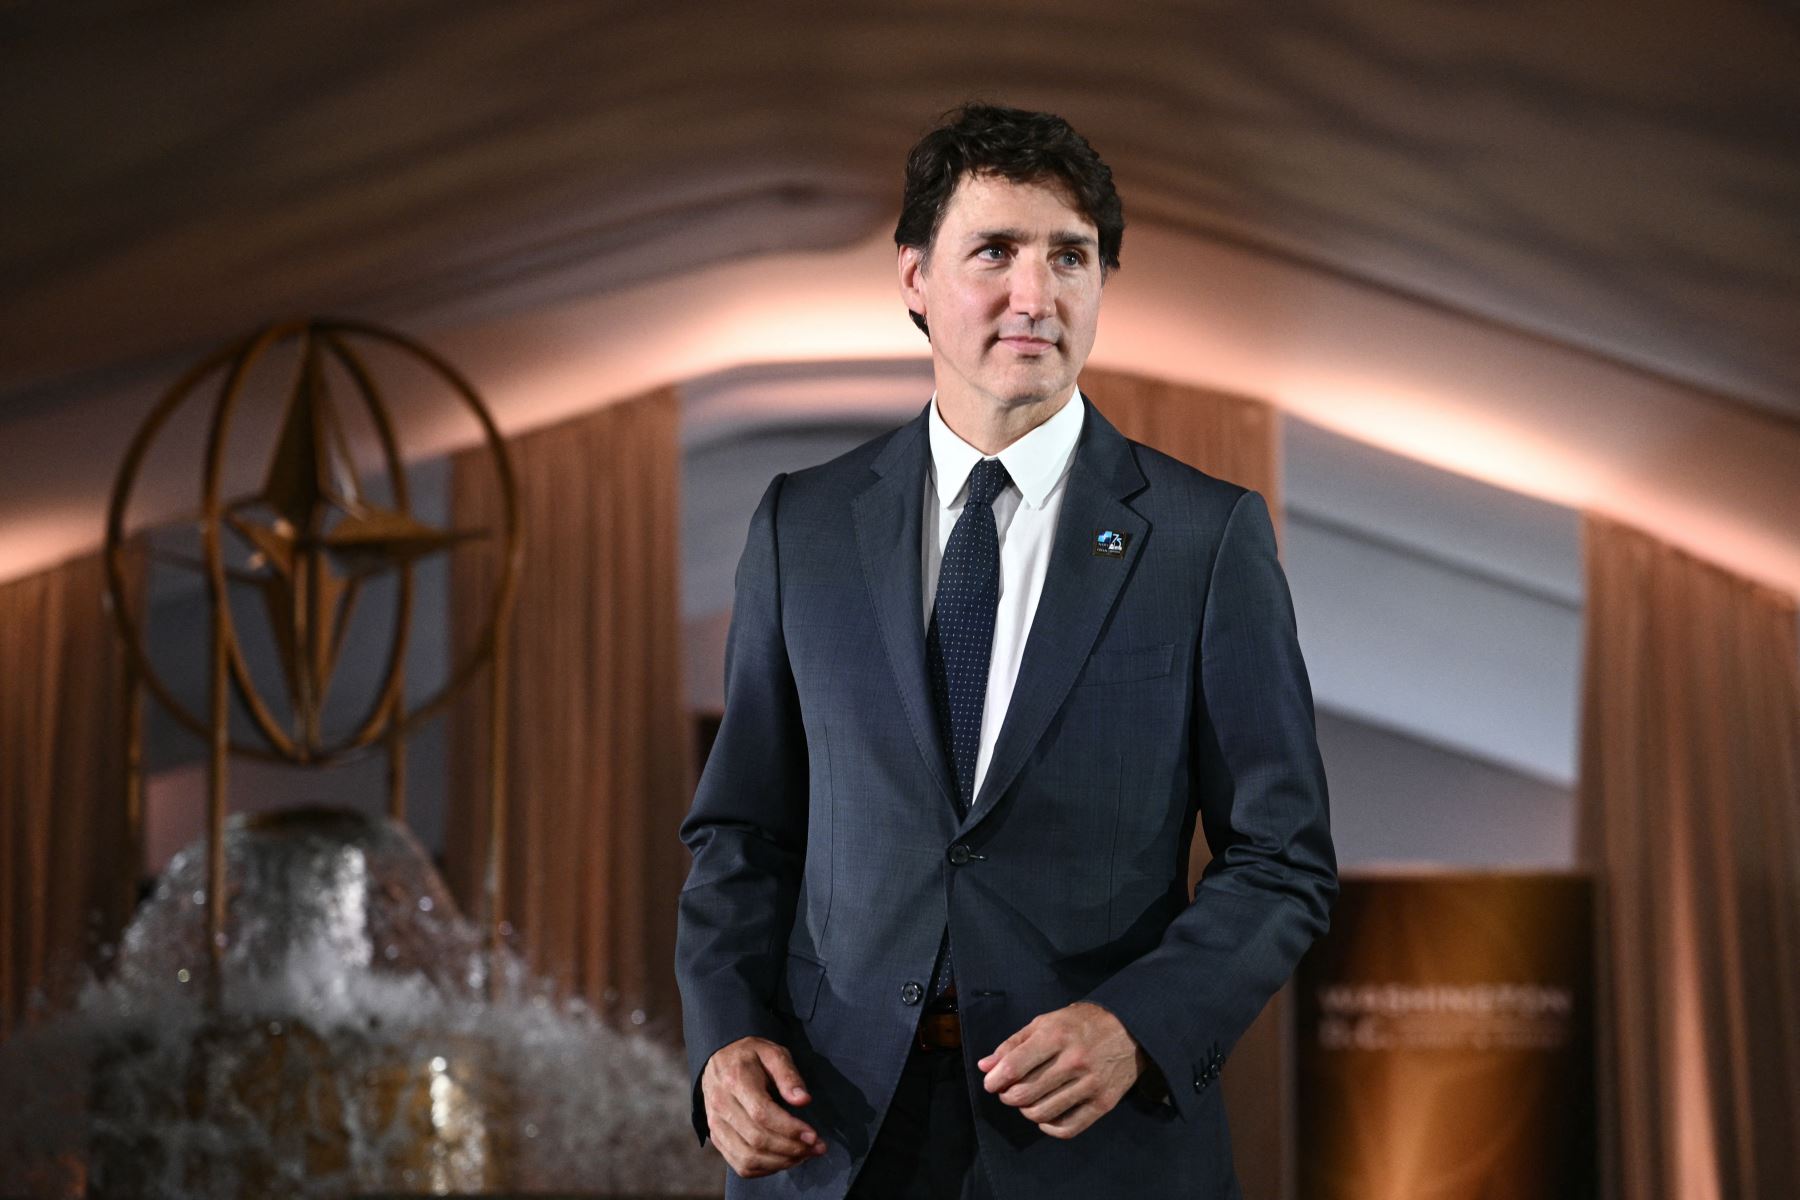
top-left (675, 397), bottom-right (1337, 1198)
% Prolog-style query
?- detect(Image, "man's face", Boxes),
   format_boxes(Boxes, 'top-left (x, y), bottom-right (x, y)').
top-left (898, 172), bottom-right (1103, 415)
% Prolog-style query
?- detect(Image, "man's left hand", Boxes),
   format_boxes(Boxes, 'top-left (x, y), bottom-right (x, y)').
top-left (977, 1001), bottom-right (1152, 1139)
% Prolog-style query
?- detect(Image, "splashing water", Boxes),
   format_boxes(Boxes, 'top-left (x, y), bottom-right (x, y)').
top-left (0, 807), bottom-right (721, 1198)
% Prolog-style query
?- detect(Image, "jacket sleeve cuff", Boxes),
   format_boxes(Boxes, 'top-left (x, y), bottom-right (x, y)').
top-left (1077, 985), bottom-right (1220, 1125)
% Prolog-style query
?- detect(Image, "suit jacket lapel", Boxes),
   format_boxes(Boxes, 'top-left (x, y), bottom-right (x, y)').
top-left (959, 401), bottom-right (1149, 834)
top-left (854, 405), bottom-right (961, 812)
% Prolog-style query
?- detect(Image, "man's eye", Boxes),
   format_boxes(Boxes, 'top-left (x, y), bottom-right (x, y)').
top-left (1056, 251), bottom-right (1085, 267)
top-left (977, 245), bottom-right (1008, 260)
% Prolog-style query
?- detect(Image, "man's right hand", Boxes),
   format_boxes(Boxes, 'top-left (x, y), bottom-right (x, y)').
top-left (700, 1035), bottom-right (829, 1178)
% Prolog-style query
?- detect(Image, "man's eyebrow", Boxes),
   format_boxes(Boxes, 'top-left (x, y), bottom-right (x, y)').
top-left (966, 228), bottom-right (1097, 248)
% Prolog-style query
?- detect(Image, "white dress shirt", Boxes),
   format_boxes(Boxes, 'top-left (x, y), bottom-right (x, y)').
top-left (923, 386), bottom-right (1086, 801)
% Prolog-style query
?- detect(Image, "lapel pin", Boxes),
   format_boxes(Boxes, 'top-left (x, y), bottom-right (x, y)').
top-left (1093, 529), bottom-right (1128, 557)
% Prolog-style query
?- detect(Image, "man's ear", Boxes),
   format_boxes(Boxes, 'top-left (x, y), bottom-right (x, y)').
top-left (897, 243), bottom-right (927, 322)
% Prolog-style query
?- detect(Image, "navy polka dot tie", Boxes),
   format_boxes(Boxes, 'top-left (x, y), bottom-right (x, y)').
top-left (924, 455), bottom-right (1010, 1007)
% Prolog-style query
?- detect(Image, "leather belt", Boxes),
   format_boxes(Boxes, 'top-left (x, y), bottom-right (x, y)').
top-left (914, 1009), bottom-right (962, 1052)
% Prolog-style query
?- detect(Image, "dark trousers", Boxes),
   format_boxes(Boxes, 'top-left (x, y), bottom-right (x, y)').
top-left (848, 1045), bottom-right (988, 1199)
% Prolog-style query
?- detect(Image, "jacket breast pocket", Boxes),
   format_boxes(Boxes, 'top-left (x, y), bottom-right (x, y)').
top-left (1073, 642), bottom-right (1175, 688)
top-left (775, 950), bottom-right (826, 1021)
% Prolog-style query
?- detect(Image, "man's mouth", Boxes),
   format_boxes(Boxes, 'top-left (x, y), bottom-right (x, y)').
top-left (998, 336), bottom-right (1056, 355)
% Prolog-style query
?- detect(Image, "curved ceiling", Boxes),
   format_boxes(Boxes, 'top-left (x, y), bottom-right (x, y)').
top-left (3, 1), bottom-right (1798, 614)
top-left (4, 1), bottom-right (1798, 420)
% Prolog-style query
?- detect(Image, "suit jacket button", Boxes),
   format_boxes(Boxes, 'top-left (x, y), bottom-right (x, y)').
top-left (948, 844), bottom-right (972, 865)
top-left (901, 981), bottom-right (923, 1005)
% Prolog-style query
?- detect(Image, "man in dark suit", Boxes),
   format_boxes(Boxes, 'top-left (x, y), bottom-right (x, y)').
top-left (675, 103), bottom-right (1337, 1199)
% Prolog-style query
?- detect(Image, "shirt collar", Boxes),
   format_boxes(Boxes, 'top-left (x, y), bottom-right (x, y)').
top-left (927, 386), bottom-right (1086, 511)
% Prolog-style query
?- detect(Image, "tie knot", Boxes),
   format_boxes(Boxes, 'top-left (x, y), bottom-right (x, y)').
top-left (965, 457), bottom-right (1010, 509)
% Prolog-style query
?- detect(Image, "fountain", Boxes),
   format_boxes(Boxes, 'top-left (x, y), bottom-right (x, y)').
top-left (0, 807), bottom-right (720, 1196)
top-left (0, 321), bottom-right (720, 1198)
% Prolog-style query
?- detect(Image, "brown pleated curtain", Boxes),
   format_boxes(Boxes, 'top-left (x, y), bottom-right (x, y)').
top-left (1577, 514), bottom-right (1800, 1199)
top-left (446, 387), bottom-right (690, 1038)
top-left (1082, 367), bottom-right (1283, 544)
top-left (0, 549), bottom-right (135, 1036)
top-left (1080, 366), bottom-right (1288, 1200)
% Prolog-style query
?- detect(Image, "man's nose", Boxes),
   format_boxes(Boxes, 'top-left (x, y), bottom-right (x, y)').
top-left (1009, 258), bottom-right (1055, 320)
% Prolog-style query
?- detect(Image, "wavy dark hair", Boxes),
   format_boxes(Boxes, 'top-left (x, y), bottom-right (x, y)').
top-left (894, 102), bottom-right (1124, 338)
